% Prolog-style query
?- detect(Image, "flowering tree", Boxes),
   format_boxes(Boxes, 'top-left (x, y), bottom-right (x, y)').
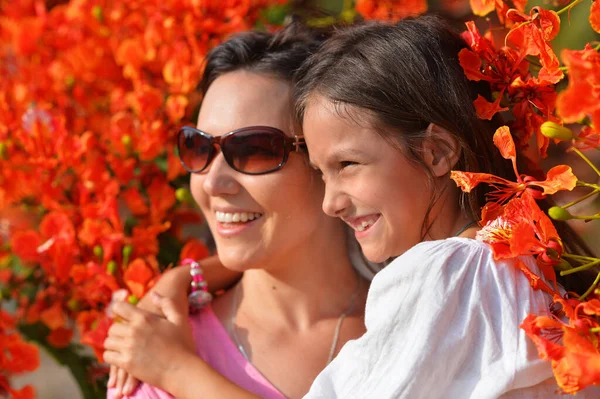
top-left (1, 0), bottom-right (599, 398)
top-left (0, 0), bottom-right (286, 397)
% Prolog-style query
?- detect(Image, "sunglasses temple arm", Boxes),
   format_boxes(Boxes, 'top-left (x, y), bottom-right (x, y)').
top-left (293, 135), bottom-right (306, 152)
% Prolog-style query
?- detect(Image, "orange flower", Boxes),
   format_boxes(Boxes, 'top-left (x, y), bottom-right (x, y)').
top-left (451, 126), bottom-right (577, 204)
top-left (10, 230), bottom-right (42, 263)
top-left (78, 311), bottom-right (112, 362)
top-left (476, 192), bottom-right (562, 291)
top-left (0, 332), bottom-right (40, 374)
top-left (180, 238), bottom-right (210, 262)
top-left (506, 7), bottom-right (563, 83)
top-left (521, 299), bottom-right (600, 394)
top-left (122, 187), bottom-right (149, 216)
top-left (47, 327), bottom-right (73, 348)
top-left (355, 0), bottom-right (427, 22)
top-left (123, 258), bottom-right (159, 299)
top-left (556, 45), bottom-right (600, 130)
top-left (147, 178), bottom-right (176, 224)
top-left (40, 302), bottom-right (67, 331)
top-left (590, 0), bottom-right (600, 34)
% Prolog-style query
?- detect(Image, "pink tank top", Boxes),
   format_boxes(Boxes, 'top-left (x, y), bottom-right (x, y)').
top-left (107, 305), bottom-right (286, 399)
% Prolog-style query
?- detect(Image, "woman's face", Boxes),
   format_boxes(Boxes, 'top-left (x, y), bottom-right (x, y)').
top-left (302, 96), bottom-right (433, 263)
top-left (191, 71), bottom-right (332, 271)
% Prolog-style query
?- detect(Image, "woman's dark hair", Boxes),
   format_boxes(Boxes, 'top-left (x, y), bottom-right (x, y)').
top-left (293, 15), bottom-right (595, 294)
top-left (199, 22), bottom-right (328, 96)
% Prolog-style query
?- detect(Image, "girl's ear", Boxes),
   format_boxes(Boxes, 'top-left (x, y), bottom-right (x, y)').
top-left (422, 123), bottom-right (461, 177)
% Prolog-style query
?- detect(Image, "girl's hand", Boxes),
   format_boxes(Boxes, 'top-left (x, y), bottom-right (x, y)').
top-left (103, 293), bottom-right (196, 392)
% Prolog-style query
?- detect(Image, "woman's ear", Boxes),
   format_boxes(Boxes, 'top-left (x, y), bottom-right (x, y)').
top-left (422, 123), bottom-right (461, 177)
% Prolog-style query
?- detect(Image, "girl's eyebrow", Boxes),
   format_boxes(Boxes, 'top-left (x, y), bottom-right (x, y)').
top-left (309, 148), bottom-right (364, 169)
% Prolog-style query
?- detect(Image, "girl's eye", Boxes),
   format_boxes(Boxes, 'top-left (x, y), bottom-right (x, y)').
top-left (340, 161), bottom-right (357, 168)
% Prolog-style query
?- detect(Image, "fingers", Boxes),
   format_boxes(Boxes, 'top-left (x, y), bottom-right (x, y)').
top-left (122, 374), bottom-right (140, 396)
top-left (107, 320), bottom-right (130, 338)
top-left (108, 365), bottom-right (117, 388)
top-left (103, 336), bottom-right (124, 352)
top-left (111, 300), bottom-right (147, 322)
top-left (152, 292), bottom-right (186, 326)
top-left (115, 367), bottom-right (128, 399)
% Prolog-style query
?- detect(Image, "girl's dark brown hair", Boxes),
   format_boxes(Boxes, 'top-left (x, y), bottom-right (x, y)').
top-left (293, 15), bottom-right (595, 294)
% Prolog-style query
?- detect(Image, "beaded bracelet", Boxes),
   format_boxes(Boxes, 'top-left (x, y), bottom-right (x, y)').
top-left (181, 258), bottom-right (213, 314)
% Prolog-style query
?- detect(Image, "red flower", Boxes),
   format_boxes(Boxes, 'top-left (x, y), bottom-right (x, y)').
top-left (506, 7), bottom-right (563, 83)
top-left (556, 45), bottom-right (600, 130)
top-left (355, 0), bottom-right (427, 22)
top-left (180, 238), bottom-right (210, 263)
top-left (123, 258), bottom-right (159, 299)
top-left (521, 299), bottom-right (600, 394)
top-left (590, 0), bottom-right (600, 34)
top-left (451, 126), bottom-right (577, 204)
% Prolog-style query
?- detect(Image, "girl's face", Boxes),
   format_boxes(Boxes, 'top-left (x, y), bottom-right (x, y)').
top-left (190, 71), bottom-right (333, 271)
top-left (302, 96), bottom-right (434, 263)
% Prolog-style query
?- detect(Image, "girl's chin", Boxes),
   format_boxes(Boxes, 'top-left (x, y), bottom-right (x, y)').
top-left (360, 245), bottom-right (391, 264)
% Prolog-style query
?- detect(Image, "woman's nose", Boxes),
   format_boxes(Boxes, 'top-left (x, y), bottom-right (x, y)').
top-left (201, 153), bottom-right (240, 197)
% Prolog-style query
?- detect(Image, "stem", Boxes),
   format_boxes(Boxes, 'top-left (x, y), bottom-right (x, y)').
top-left (557, 0), bottom-right (584, 16)
top-left (17, 323), bottom-right (107, 399)
top-left (577, 181), bottom-right (600, 190)
top-left (591, 327), bottom-right (600, 333)
top-left (562, 253), bottom-right (599, 262)
top-left (561, 189), bottom-right (600, 210)
top-left (560, 258), bottom-right (600, 276)
top-left (595, 43), bottom-right (600, 52)
top-left (572, 147), bottom-right (600, 177)
top-left (570, 214), bottom-right (600, 220)
top-left (579, 271), bottom-right (600, 301)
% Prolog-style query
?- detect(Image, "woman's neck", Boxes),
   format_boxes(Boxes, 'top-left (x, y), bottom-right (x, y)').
top-left (234, 227), bottom-right (365, 331)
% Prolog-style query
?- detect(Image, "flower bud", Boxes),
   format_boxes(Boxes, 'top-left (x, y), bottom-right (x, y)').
top-left (122, 245), bottom-right (133, 258)
top-left (540, 122), bottom-right (573, 141)
top-left (67, 298), bottom-right (80, 311)
top-left (548, 206), bottom-right (573, 221)
top-left (121, 135), bottom-right (132, 147)
top-left (175, 187), bottom-right (194, 204)
top-left (92, 5), bottom-right (103, 22)
top-left (127, 295), bottom-right (139, 305)
top-left (93, 245), bottom-right (103, 258)
top-left (106, 260), bottom-right (117, 274)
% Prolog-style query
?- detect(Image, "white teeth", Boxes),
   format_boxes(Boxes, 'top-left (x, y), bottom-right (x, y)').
top-left (215, 211), bottom-right (263, 223)
top-left (353, 217), bottom-right (378, 232)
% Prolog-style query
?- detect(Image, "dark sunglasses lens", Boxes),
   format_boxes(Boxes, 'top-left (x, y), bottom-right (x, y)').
top-left (178, 129), bottom-right (211, 172)
top-left (224, 130), bottom-right (286, 173)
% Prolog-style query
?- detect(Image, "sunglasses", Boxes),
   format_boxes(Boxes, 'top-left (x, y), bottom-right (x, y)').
top-left (177, 126), bottom-right (306, 175)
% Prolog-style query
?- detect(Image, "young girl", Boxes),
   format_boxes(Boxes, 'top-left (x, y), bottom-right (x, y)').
top-left (107, 16), bottom-right (599, 398)
top-left (293, 16), bottom-right (597, 397)
top-left (103, 25), bottom-right (375, 399)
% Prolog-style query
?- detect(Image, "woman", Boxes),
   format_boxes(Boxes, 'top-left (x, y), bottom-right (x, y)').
top-left (103, 24), bottom-right (373, 399)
